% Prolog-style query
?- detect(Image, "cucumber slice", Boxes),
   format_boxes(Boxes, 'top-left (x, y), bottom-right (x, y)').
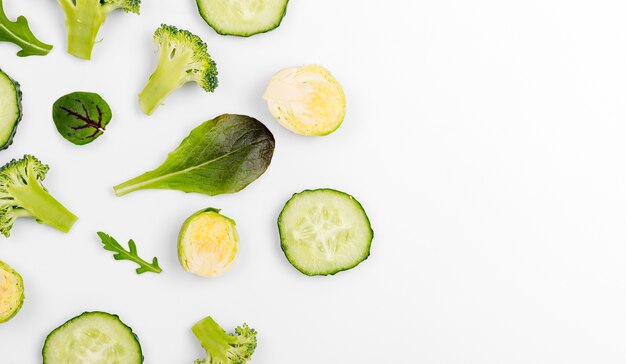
top-left (43, 311), bottom-right (143, 364)
top-left (196, 0), bottom-right (289, 37)
top-left (278, 189), bottom-right (373, 276)
top-left (0, 69), bottom-right (22, 150)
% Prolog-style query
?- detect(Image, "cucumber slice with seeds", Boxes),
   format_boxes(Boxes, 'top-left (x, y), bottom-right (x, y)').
top-left (43, 311), bottom-right (143, 364)
top-left (196, 0), bottom-right (289, 37)
top-left (0, 69), bottom-right (22, 150)
top-left (278, 189), bottom-right (373, 276)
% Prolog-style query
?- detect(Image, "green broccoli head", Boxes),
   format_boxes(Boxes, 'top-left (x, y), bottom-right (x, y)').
top-left (192, 316), bottom-right (257, 364)
top-left (58, 0), bottom-right (142, 59)
top-left (154, 24), bottom-right (218, 92)
top-left (0, 155), bottom-right (77, 237)
top-left (103, 0), bottom-right (141, 14)
top-left (138, 24), bottom-right (219, 115)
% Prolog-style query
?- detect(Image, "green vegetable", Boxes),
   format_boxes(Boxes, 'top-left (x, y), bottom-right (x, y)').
top-left (57, 0), bottom-right (141, 60)
top-left (0, 68), bottom-right (21, 150)
top-left (196, 0), bottom-right (289, 37)
top-left (263, 64), bottom-right (346, 136)
top-left (114, 114), bottom-right (275, 197)
top-left (0, 0), bottom-right (52, 56)
top-left (138, 24), bottom-right (218, 115)
top-left (43, 311), bottom-right (143, 363)
top-left (0, 155), bottom-right (77, 237)
top-left (52, 92), bottom-right (111, 145)
top-left (97, 232), bottom-right (162, 274)
top-left (0, 260), bottom-right (24, 323)
top-left (192, 316), bottom-right (257, 364)
top-left (278, 189), bottom-right (373, 276)
top-left (178, 208), bottom-right (239, 277)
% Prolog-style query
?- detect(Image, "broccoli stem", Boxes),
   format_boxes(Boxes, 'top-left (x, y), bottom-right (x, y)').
top-left (63, 3), bottom-right (107, 60)
top-left (8, 173), bottom-right (77, 233)
top-left (138, 53), bottom-right (189, 115)
top-left (192, 316), bottom-right (232, 363)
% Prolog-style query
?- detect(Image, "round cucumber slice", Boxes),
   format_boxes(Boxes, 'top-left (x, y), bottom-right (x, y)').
top-left (0, 69), bottom-right (22, 150)
top-left (0, 260), bottom-right (24, 323)
top-left (278, 189), bottom-right (373, 276)
top-left (43, 311), bottom-right (143, 363)
top-left (196, 0), bottom-right (289, 37)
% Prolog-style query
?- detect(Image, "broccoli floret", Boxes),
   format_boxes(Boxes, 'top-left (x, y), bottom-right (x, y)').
top-left (58, 0), bottom-right (141, 60)
top-left (192, 316), bottom-right (257, 364)
top-left (138, 24), bottom-right (218, 115)
top-left (0, 155), bottom-right (77, 237)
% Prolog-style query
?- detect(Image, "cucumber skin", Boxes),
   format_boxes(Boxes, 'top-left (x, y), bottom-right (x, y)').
top-left (42, 311), bottom-right (144, 364)
top-left (196, 0), bottom-right (289, 37)
top-left (278, 188), bottom-right (374, 276)
top-left (0, 69), bottom-right (22, 151)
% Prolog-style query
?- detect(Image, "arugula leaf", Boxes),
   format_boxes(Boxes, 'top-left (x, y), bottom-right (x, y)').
top-left (0, 0), bottom-right (52, 57)
top-left (97, 232), bottom-right (162, 274)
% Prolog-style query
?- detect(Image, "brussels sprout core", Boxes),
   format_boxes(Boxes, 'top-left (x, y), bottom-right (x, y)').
top-left (178, 208), bottom-right (239, 277)
top-left (0, 260), bottom-right (24, 323)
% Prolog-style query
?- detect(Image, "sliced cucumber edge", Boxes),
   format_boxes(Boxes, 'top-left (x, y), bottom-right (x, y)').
top-left (278, 188), bottom-right (374, 276)
top-left (0, 69), bottom-right (22, 151)
top-left (42, 311), bottom-right (144, 364)
top-left (195, 0), bottom-right (290, 37)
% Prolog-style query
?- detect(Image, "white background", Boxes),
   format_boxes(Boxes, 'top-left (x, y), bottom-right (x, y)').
top-left (1, 0), bottom-right (626, 363)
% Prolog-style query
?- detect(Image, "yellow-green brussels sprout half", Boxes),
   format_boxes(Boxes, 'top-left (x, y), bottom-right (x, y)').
top-left (0, 260), bottom-right (24, 323)
top-left (263, 64), bottom-right (346, 136)
top-left (178, 208), bottom-right (239, 277)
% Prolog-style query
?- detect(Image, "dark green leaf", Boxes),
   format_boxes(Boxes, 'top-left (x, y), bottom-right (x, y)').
top-left (114, 114), bottom-right (275, 196)
top-left (52, 92), bottom-right (112, 145)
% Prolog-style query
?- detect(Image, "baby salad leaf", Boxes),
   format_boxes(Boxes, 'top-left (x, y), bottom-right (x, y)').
top-left (0, 0), bottom-right (52, 57)
top-left (113, 114), bottom-right (275, 197)
top-left (52, 92), bottom-right (112, 145)
top-left (97, 232), bottom-right (162, 274)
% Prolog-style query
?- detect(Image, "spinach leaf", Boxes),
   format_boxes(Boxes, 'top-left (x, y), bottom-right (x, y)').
top-left (114, 114), bottom-right (275, 196)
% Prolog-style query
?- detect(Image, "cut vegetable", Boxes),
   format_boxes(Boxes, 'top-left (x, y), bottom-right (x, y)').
top-left (43, 311), bottom-right (143, 363)
top-left (196, 0), bottom-right (289, 37)
top-left (0, 68), bottom-right (21, 150)
top-left (192, 315), bottom-right (257, 363)
top-left (278, 189), bottom-right (373, 276)
top-left (263, 65), bottom-right (346, 136)
top-left (138, 24), bottom-right (218, 115)
top-left (178, 208), bottom-right (239, 277)
top-left (0, 260), bottom-right (24, 323)
top-left (57, 0), bottom-right (141, 60)
top-left (0, 155), bottom-right (78, 237)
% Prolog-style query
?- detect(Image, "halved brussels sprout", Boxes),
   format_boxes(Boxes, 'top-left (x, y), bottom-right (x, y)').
top-left (0, 260), bottom-right (24, 323)
top-left (263, 64), bottom-right (346, 136)
top-left (178, 208), bottom-right (239, 277)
